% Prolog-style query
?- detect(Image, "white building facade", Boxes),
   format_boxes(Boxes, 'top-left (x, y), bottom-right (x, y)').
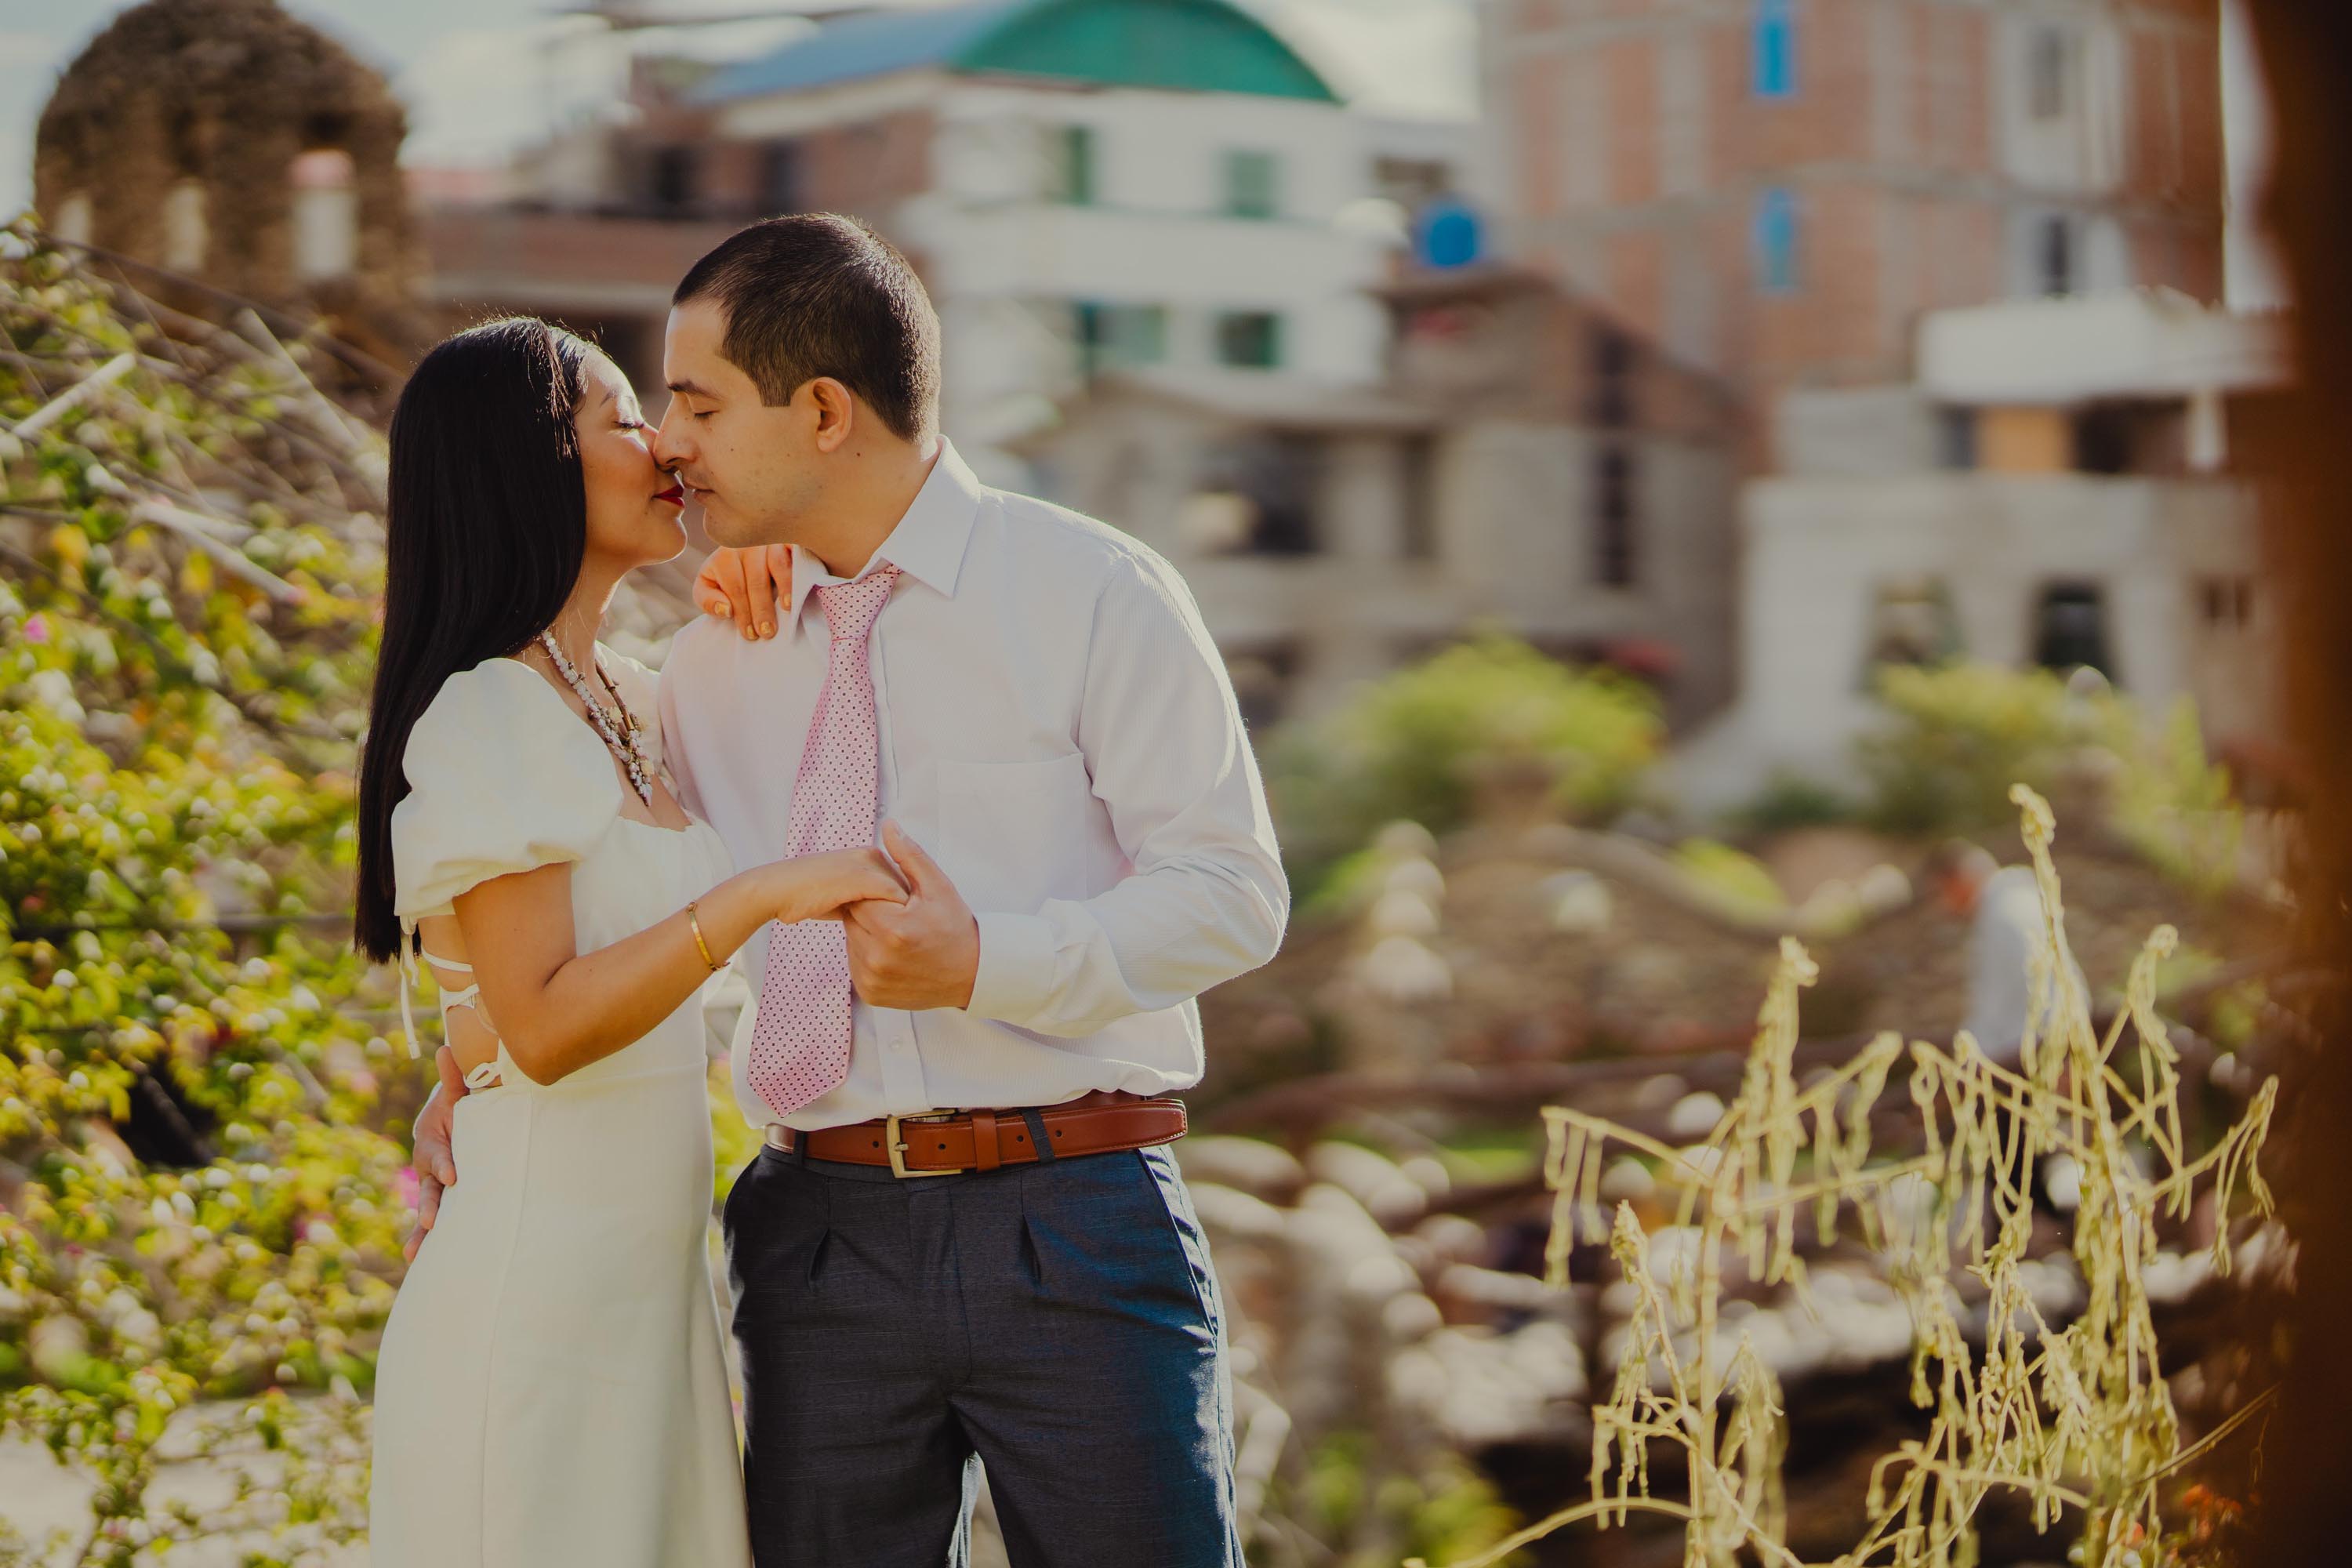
top-left (1675, 289), bottom-right (2285, 815)
top-left (681, 0), bottom-right (1467, 478)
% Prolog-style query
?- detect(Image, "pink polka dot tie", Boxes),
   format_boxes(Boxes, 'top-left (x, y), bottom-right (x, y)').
top-left (746, 564), bottom-right (899, 1118)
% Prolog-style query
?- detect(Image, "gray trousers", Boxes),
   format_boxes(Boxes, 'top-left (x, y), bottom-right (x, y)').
top-left (721, 1136), bottom-right (1243, 1567)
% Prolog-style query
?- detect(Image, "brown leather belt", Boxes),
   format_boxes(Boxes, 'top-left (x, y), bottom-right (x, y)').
top-left (763, 1090), bottom-right (1186, 1178)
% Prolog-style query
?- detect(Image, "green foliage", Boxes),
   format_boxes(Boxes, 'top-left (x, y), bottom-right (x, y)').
top-left (1296, 1429), bottom-right (1524, 1568)
top-left (1668, 838), bottom-right (1787, 914)
top-left (2, 218), bottom-right (401, 1560)
top-left (2108, 698), bottom-right (2244, 900)
top-left (1858, 664), bottom-right (2245, 895)
top-left (1269, 634), bottom-right (1662, 898)
top-left (1732, 771), bottom-right (1857, 835)
top-left (1857, 663), bottom-right (2102, 835)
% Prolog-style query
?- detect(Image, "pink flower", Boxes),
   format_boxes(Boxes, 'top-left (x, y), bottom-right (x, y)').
top-left (23, 613), bottom-right (50, 644)
top-left (394, 1166), bottom-right (421, 1212)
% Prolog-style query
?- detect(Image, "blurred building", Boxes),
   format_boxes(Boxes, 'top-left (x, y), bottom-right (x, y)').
top-left (421, 0), bottom-right (1468, 480)
top-left (1015, 264), bottom-right (1740, 726)
top-left (32, 0), bottom-right (427, 365)
top-left (1674, 286), bottom-right (2285, 810)
top-left (1479, 0), bottom-right (2227, 442)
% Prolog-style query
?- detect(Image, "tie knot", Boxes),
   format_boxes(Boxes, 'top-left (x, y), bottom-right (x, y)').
top-left (815, 564), bottom-right (899, 644)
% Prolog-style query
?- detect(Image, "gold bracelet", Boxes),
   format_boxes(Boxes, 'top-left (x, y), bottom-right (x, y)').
top-left (685, 899), bottom-right (720, 973)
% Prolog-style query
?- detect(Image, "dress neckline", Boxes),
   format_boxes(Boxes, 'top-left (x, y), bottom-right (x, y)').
top-left (485, 651), bottom-right (699, 833)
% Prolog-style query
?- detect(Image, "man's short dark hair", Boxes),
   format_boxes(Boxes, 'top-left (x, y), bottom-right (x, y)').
top-left (673, 212), bottom-right (941, 443)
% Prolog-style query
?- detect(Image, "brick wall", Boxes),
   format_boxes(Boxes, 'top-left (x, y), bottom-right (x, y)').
top-left (1487, 0), bottom-right (2227, 466)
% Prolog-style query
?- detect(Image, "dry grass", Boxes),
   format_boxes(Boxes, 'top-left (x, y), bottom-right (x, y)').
top-left (1413, 786), bottom-right (2278, 1568)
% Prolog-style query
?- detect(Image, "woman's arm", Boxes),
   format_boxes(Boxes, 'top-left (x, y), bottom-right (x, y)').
top-left (453, 848), bottom-right (903, 1087)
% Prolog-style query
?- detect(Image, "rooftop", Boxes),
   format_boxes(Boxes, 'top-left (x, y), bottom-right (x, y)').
top-left (693, 0), bottom-right (1340, 105)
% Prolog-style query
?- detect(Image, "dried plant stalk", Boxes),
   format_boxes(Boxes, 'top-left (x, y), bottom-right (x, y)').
top-left (1411, 786), bottom-right (2278, 1568)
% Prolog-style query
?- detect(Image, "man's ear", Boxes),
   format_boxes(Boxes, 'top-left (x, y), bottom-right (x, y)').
top-left (807, 377), bottom-right (857, 453)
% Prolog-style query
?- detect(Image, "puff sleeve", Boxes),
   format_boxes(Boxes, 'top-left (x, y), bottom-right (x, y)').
top-left (390, 659), bottom-right (623, 927)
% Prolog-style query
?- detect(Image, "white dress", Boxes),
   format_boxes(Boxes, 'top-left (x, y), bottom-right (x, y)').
top-left (368, 650), bottom-right (752, 1568)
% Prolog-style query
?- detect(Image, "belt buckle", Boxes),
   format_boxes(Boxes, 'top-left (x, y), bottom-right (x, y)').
top-left (884, 1109), bottom-right (964, 1179)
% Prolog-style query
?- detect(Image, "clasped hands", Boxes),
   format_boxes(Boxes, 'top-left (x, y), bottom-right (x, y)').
top-left (837, 820), bottom-right (982, 1014)
top-left (406, 821), bottom-right (978, 1261)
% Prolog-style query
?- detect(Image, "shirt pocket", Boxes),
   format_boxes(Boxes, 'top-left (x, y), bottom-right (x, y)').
top-left (935, 752), bottom-right (1096, 915)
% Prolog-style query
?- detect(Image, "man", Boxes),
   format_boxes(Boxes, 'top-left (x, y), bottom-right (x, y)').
top-left (412, 212), bottom-right (1287, 1566)
top-left (1935, 841), bottom-right (2087, 1066)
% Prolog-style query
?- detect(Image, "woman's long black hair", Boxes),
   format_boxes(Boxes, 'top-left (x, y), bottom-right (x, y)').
top-left (353, 317), bottom-right (593, 964)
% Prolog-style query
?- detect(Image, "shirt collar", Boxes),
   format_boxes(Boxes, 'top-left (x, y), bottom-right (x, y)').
top-left (784, 437), bottom-right (981, 638)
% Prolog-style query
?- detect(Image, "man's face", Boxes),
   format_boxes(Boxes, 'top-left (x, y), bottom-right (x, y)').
top-left (654, 298), bottom-right (818, 548)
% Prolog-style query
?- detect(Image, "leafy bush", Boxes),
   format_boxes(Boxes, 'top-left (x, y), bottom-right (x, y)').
top-left (1857, 664), bottom-right (2245, 895)
top-left (1857, 663), bottom-right (2101, 834)
top-left (1732, 771), bottom-right (1857, 835)
top-left (1269, 634), bottom-right (1662, 899)
top-left (2109, 697), bottom-right (2245, 900)
top-left (2, 219), bottom-right (400, 1562)
top-left (1668, 838), bottom-right (1787, 913)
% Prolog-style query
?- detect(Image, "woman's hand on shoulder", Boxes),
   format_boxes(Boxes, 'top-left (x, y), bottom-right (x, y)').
top-left (693, 544), bottom-right (793, 641)
top-left (765, 847), bottom-right (909, 925)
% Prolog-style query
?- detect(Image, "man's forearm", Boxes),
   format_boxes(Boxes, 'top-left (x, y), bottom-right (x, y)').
top-left (966, 851), bottom-right (1287, 1036)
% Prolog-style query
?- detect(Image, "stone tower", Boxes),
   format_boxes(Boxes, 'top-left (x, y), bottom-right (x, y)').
top-left (34, 0), bottom-right (425, 363)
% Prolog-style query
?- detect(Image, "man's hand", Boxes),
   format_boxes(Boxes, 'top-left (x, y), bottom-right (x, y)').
top-left (403, 1045), bottom-right (466, 1264)
top-left (693, 544), bottom-right (792, 641)
top-left (845, 822), bottom-right (981, 1011)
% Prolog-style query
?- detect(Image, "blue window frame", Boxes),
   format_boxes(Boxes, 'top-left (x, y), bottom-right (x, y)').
top-left (1755, 187), bottom-right (1799, 293)
top-left (1754, 0), bottom-right (1797, 99)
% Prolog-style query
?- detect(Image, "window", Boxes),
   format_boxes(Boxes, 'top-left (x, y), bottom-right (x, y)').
top-left (1753, 0), bottom-right (1798, 99)
top-left (650, 146), bottom-right (698, 214)
top-left (2034, 583), bottom-right (2112, 676)
top-left (163, 179), bottom-right (207, 273)
top-left (1052, 125), bottom-right (1095, 205)
top-left (1938, 408), bottom-right (1980, 470)
top-left (2199, 576), bottom-right (2255, 630)
top-left (1755, 187), bottom-right (1800, 293)
top-left (2072, 405), bottom-right (2133, 474)
top-left (2029, 27), bottom-right (2071, 120)
top-left (759, 141), bottom-right (801, 214)
top-left (53, 191), bottom-right (93, 247)
top-left (1202, 436), bottom-right (1321, 556)
top-left (1594, 445), bottom-right (1637, 588)
top-left (1591, 326), bottom-right (1634, 426)
top-left (1864, 579), bottom-right (1963, 671)
top-left (1225, 643), bottom-right (1301, 731)
top-left (289, 149), bottom-right (358, 282)
top-left (1216, 311), bottom-right (1283, 369)
top-left (1224, 151), bottom-right (1279, 220)
top-left (1400, 435), bottom-right (1437, 561)
top-left (2039, 213), bottom-right (2075, 296)
top-left (1076, 303), bottom-right (1168, 372)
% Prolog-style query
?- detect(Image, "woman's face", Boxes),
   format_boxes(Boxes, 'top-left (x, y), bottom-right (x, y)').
top-left (575, 350), bottom-right (687, 570)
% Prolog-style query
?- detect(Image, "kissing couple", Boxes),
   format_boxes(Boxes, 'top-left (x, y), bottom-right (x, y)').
top-left (350, 212), bottom-right (1289, 1566)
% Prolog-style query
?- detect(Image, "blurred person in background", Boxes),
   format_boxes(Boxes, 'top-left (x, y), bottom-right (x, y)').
top-left (1936, 840), bottom-right (2089, 1066)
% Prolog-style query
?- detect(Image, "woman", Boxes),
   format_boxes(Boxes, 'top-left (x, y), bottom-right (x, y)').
top-left (351, 318), bottom-right (900, 1567)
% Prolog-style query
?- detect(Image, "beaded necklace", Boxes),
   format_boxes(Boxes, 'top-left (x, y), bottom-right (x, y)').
top-left (535, 630), bottom-right (657, 806)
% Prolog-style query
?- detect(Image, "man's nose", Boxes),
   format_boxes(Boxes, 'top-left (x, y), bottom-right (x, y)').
top-left (651, 405), bottom-right (688, 466)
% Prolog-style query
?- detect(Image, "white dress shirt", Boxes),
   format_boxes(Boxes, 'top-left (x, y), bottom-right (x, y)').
top-left (1962, 865), bottom-right (2088, 1064)
top-left (657, 438), bottom-right (1290, 1132)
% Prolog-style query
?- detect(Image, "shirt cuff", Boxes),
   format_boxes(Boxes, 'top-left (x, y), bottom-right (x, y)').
top-left (967, 910), bottom-right (1058, 1024)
